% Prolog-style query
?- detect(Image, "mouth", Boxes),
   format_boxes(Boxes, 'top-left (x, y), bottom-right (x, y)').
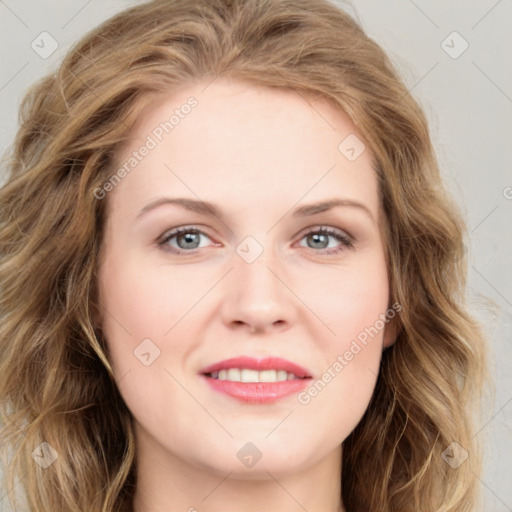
top-left (199, 356), bottom-right (312, 403)
top-left (205, 368), bottom-right (308, 382)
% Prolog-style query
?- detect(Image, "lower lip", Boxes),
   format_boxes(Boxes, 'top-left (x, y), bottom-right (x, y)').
top-left (202, 375), bottom-right (311, 404)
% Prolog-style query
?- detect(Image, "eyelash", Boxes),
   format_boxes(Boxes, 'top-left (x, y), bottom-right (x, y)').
top-left (157, 225), bottom-right (354, 256)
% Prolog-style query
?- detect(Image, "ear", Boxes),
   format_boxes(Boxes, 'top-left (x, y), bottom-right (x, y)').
top-left (91, 300), bottom-right (103, 331)
top-left (382, 303), bottom-right (401, 349)
top-left (382, 317), bottom-right (398, 349)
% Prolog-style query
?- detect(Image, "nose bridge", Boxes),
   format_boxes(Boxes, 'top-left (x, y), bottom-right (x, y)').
top-left (235, 237), bottom-right (284, 301)
top-left (221, 235), bottom-right (295, 331)
top-left (238, 244), bottom-right (278, 290)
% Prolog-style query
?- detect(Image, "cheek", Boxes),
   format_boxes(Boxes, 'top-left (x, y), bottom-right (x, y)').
top-left (98, 252), bottom-right (205, 344)
top-left (308, 251), bottom-right (390, 343)
top-left (295, 254), bottom-right (389, 432)
top-left (97, 259), bottom-right (170, 381)
top-left (96, 249), bottom-right (214, 419)
top-left (96, 256), bottom-right (198, 432)
top-left (297, 317), bottom-right (385, 449)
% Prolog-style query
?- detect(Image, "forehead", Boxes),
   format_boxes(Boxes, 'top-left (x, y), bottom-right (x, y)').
top-left (107, 78), bottom-right (380, 224)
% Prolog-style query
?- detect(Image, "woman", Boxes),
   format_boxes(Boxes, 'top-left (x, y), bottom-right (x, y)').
top-left (0, 0), bottom-right (489, 511)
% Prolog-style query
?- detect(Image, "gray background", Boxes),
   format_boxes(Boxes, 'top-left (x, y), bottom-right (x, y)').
top-left (0, 1), bottom-right (511, 510)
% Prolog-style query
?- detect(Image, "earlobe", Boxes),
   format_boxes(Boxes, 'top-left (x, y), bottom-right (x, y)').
top-left (91, 301), bottom-right (103, 331)
top-left (382, 315), bottom-right (400, 349)
top-left (382, 294), bottom-right (402, 349)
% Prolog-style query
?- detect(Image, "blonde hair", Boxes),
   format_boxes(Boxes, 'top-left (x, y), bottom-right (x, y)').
top-left (0, 0), bottom-right (489, 510)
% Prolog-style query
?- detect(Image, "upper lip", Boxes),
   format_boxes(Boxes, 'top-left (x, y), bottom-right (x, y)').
top-left (200, 356), bottom-right (312, 378)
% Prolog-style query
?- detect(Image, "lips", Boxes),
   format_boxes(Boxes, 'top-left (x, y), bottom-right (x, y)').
top-left (200, 356), bottom-right (312, 379)
top-left (199, 356), bottom-right (313, 404)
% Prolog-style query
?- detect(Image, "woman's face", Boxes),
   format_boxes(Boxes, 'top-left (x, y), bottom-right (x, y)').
top-left (96, 78), bottom-right (397, 477)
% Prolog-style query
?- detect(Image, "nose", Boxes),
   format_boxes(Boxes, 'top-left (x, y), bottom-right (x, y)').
top-left (220, 245), bottom-right (297, 334)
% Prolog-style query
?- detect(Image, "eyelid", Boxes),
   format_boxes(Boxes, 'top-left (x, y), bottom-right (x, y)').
top-left (295, 225), bottom-right (355, 253)
top-left (157, 225), bottom-right (216, 251)
top-left (295, 224), bottom-right (352, 241)
top-left (157, 223), bottom-right (355, 255)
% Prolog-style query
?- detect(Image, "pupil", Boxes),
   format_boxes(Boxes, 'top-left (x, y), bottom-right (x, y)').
top-left (310, 233), bottom-right (328, 249)
top-left (178, 232), bottom-right (200, 249)
top-left (175, 232), bottom-right (329, 250)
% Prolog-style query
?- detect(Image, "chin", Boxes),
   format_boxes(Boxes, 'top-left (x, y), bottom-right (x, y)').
top-left (191, 441), bottom-right (316, 479)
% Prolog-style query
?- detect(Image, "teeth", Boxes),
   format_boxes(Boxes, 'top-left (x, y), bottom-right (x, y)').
top-left (227, 368), bottom-right (240, 381)
top-left (211, 368), bottom-right (300, 382)
top-left (277, 370), bottom-right (288, 381)
top-left (258, 370), bottom-right (276, 382)
top-left (241, 369), bottom-right (259, 382)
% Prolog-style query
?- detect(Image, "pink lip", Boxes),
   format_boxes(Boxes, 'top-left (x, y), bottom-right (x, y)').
top-left (199, 356), bottom-right (312, 404)
top-left (200, 356), bottom-right (312, 378)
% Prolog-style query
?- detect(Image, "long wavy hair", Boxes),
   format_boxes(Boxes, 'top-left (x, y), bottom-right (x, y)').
top-left (0, 0), bottom-right (489, 511)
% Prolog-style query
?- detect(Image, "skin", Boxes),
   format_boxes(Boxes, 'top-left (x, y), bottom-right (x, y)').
top-left (96, 77), bottom-right (397, 512)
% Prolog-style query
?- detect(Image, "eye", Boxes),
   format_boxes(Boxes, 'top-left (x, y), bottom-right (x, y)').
top-left (158, 226), bottom-right (214, 254)
top-left (297, 227), bottom-right (354, 255)
top-left (157, 225), bottom-right (354, 255)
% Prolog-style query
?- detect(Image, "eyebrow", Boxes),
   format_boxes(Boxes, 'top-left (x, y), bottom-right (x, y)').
top-left (136, 196), bottom-right (375, 223)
